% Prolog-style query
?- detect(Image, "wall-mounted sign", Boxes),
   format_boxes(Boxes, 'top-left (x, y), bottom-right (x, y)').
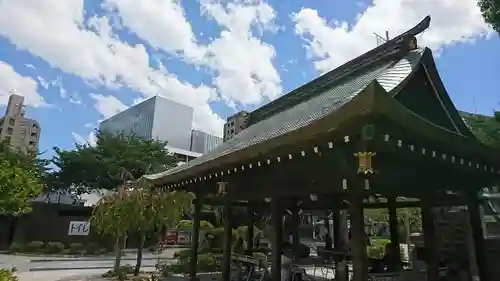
top-left (68, 221), bottom-right (90, 236)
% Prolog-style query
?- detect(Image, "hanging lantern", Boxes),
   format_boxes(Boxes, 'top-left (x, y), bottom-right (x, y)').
top-left (216, 182), bottom-right (228, 196)
top-left (354, 152), bottom-right (376, 174)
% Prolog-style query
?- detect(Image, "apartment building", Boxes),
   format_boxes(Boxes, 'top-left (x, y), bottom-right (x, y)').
top-left (0, 94), bottom-right (40, 155)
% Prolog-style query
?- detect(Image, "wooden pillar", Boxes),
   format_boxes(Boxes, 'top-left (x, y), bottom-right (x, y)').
top-left (324, 214), bottom-right (332, 250)
top-left (271, 198), bottom-right (283, 281)
top-left (467, 191), bottom-right (488, 281)
top-left (291, 200), bottom-right (300, 260)
top-left (245, 204), bottom-right (254, 255)
top-left (333, 208), bottom-right (348, 281)
top-left (349, 179), bottom-right (368, 281)
top-left (189, 194), bottom-right (202, 281)
top-left (388, 196), bottom-right (401, 270)
top-left (332, 208), bottom-right (342, 251)
top-left (421, 201), bottom-right (439, 281)
top-left (222, 195), bottom-right (233, 281)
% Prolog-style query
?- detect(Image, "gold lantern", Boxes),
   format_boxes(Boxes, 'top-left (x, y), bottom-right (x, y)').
top-left (354, 152), bottom-right (376, 174)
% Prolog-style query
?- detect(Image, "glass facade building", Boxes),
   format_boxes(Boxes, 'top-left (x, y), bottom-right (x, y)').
top-left (190, 129), bottom-right (222, 154)
top-left (99, 96), bottom-right (194, 150)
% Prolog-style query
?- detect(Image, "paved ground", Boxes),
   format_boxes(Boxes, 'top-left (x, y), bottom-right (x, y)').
top-left (2, 240), bottom-right (327, 281)
top-left (0, 248), bottom-right (186, 281)
top-left (17, 269), bottom-right (105, 281)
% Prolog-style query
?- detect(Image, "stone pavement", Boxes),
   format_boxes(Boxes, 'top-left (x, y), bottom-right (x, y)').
top-left (16, 269), bottom-right (105, 281)
top-left (0, 247), bottom-right (186, 281)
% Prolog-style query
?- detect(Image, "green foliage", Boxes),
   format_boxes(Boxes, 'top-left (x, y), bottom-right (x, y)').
top-left (85, 242), bottom-right (100, 254)
top-left (160, 250), bottom-right (221, 274)
top-left (9, 241), bottom-right (105, 256)
top-left (462, 111), bottom-right (500, 147)
top-left (129, 180), bottom-right (195, 235)
top-left (90, 182), bottom-right (194, 275)
top-left (50, 129), bottom-right (178, 194)
top-left (102, 265), bottom-right (134, 279)
top-left (45, 242), bottom-right (65, 253)
top-left (478, 0), bottom-right (500, 34)
top-left (364, 207), bottom-right (422, 238)
top-left (90, 189), bottom-right (134, 238)
top-left (0, 268), bottom-right (19, 281)
top-left (68, 243), bottom-right (85, 254)
top-left (8, 242), bottom-right (23, 253)
top-left (177, 219), bottom-right (214, 231)
top-left (367, 238), bottom-right (391, 259)
top-left (24, 241), bottom-right (44, 252)
top-left (0, 141), bottom-right (46, 215)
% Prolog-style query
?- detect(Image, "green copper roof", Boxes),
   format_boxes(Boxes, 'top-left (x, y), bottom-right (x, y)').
top-left (144, 48), bottom-right (426, 183)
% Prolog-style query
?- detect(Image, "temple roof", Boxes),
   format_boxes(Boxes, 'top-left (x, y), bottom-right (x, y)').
top-left (144, 16), bottom-right (499, 185)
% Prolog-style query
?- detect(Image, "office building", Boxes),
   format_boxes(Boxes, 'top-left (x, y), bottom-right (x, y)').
top-left (0, 93), bottom-right (40, 155)
top-left (100, 96), bottom-right (194, 151)
top-left (190, 129), bottom-right (222, 154)
top-left (99, 96), bottom-right (222, 162)
top-left (223, 110), bottom-right (249, 141)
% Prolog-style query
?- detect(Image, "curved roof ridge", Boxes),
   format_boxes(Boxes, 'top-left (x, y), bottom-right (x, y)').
top-left (144, 50), bottom-right (427, 184)
top-left (248, 17), bottom-right (431, 125)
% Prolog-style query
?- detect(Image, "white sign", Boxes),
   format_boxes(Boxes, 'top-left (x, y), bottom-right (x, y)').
top-left (68, 221), bottom-right (91, 236)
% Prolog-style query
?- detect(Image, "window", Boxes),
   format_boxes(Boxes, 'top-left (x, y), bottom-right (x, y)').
top-left (4, 136), bottom-right (11, 143)
top-left (6, 127), bottom-right (13, 134)
top-left (8, 118), bottom-right (15, 126)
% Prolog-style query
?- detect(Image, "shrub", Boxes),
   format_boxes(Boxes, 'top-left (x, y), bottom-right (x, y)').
top-left (101, 265), bottom-right (134, 279)
top-left (45, 242), bottom-right (65, 254)
top-left (168, 250), bottom-right (221, 274)
top-left (204, 227), bottom-right (237, 251)
top-left (85, 242), bottom-right (100, 254)
top-left (173, 249), bottom-right (191, 259)
top-left (68, 242), bottom-right (85, 254)
top-left (8, 242), bottom-right (23, 253)
top-left (0, 268), bottom-right (19, 281)
top-left (197, 253), bottom-right (220, 273)
top-left (61, 249), bottom-right (72, 255)
top-left (155, 257), bottom-right (171, 277)
top-left (367, 238), bottom-right (391, 259)
top-left (25, 241), bottom-right (44, 252)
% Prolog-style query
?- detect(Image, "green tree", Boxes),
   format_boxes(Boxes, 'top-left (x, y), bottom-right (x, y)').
top-left (90, 185), bottom-right (136, 274)
top-left (462, 110), bottom-right (500, 147)
top-left (0, 141), bottom-right (47, 215)
top-left (128, 180), bottom-right (194, 276)
top-left (478, 0), bottom-right (500, 34)
top-left (50, 129), bottom-right (178, 194)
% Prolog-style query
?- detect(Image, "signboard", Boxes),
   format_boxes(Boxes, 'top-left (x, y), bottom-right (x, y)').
top-left (68, 221), bottom-right (90, 236)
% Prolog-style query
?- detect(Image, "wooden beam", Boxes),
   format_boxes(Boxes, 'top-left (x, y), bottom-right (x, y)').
top-left (198, 195), bottom-right (465, 209)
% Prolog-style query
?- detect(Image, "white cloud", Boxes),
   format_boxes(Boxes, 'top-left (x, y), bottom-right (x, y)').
top-left (103, 0), bottom-right (205, 60)
top-left (0, 0), bottom-right (224, 136)
top-left (201, 0), bottom-right (282, 105)
top-left (0, 61), bottom-right (48, 107)
top-left (24, 63), bottom-right (36, 69)
top-left (292, 0), bottom-right (493, 73)
top-left (106, 0), bottom-right (282, 108)
top-left (69, 92), bottom-right (82, 105)
top-left (89, 93), bottom-right (128, 119)
top-left (36, 76), bottom-right (49, 89)
top-left (72, 131), bottom-right (97, 146)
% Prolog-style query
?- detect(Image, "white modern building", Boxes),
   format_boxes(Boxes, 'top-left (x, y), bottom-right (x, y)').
top-left (99, 96), bottom-right (221, 160)
top-left (190, 129), bottom-right (222, 154)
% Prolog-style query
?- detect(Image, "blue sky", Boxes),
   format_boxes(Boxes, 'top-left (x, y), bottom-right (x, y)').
top-left (0, 0), bottom-right (498, 161)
